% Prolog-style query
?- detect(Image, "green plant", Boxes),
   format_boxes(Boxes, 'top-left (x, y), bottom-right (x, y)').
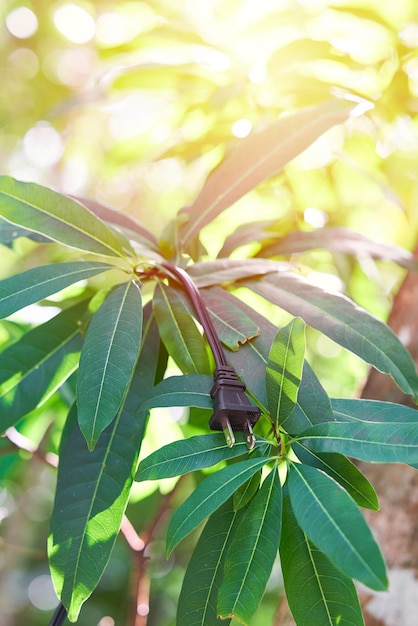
top-left (1, 98), bottom-right (418, 626)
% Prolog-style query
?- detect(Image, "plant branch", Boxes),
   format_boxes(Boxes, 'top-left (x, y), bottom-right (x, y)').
top-left (122, 476), bottom-right (186, 626)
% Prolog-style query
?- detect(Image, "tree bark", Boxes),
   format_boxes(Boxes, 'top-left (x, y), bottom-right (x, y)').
top-left (275, 252), bottom-right (418, 626)
top-left (356, 253), bottom-right (418, 626)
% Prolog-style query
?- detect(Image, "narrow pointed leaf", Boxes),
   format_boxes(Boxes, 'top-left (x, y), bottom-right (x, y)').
top-left (201, 287), bottom-right (259, 351)
top-left (153, 281), bottom-right (211, 374)
top-left (299, 420), bottom-right (418, 464)
top-left (233, 472), bottom-right (262, 512)
top-left (288, 463), bottom-right (387, 590)
top-left (0, 176), bottom-right (134, 258)
top-left (138, 374), bottom-right (213, 411)
top-left (292, 443), bottom-right (378, 510)
top-left (332, 397), bottom-right (418, 424)
top-left (217, 466), bottom-right (282, 624)
top-left (177, 499), bottom-right (245, 626)
top-left (189, 259), bottom-right (289, 288)
top-left (136, 433), bottom-right (266, 481)
top-left (266, 318), bottom-right (305, 426)
top-left (282, 361), bottom-right (335, 433)
top-left (77, 281), bottom-right (142, 449)
top-left (71, 195), bottom-right (159, 251)
top-left (0, 262), bottom-right (113, 319)
top-left (218, 220), bottom-right (276, 258)
top-left (166, 456), bottom-right (271, 556)
top-left (281, 487), bottom-right (365, 626)
top-left (179, 99), bottom-right (355, 246)
top-left (247, 273), bottom-right (418, 399)
top-left (0, 301), bottom-right (88, 431)
top-left (48, 309), bottom-right (159, 621)
top-left (0, 217), bottom-right (51, 246)
top-left (49, 404), bottom-right (147, 621)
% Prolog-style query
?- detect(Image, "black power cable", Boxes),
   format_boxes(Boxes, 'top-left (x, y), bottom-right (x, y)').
top-left (49, 602), bottom-right (67, 626)
top-left (161, 263), bottom-right (260, 449)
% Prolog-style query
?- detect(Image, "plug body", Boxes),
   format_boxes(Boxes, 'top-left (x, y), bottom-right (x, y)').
top-left (209, 366), bottom-right (261, 449)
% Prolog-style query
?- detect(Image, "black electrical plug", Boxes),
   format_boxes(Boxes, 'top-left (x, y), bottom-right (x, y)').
top-left (209, 366), bottom-right (261, 450)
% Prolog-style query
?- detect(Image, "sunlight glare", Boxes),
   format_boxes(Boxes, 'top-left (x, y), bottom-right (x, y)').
top-left (53, 4), bottom-right (96, 44)
top-left (232, 118), bottom-right (252, 138)
top-left (6, 7), bottom-right (38, 39)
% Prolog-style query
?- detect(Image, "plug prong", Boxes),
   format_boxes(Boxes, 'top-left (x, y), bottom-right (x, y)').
top-left (243, 418), bottom-right (256, 450)
top-left (221, 416), bottom-right (235, 448)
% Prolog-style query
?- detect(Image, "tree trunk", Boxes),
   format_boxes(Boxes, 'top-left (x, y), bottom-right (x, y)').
top-left (275, 252), bottom-right (418, 626)
top-left (356, 252), bottom-right (418, 626)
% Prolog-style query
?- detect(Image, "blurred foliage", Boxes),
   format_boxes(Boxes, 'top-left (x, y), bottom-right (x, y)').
top-left (1, 0), bottom-right (418, 624)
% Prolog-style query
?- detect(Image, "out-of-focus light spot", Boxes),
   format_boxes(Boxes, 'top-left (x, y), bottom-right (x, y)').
top-left (292, 125), bottom-right (343, 169)
top-left (144, 160), bottom-right (183, 194)
top-left (9, 303), bottom-right (61, 324)
top-left (249, 66), bottom-right (267, 84)
top-left (232, 118), bottom-right (252, 138)
top-left (193, 46), bottom-right (231, 72)
top-left (28, 575), bottom-right (59, 611)
top-left (6, 7), bottom-right (38, 39)
top-left (53, 4), bottom-right (96, 44)
top-left (109, 96), bottom-right (154, 140)
top-left (96, 4), bottom-right (160, 47)
top-left (8, 48), bottom-right (39, 79)
top-left (0, 487), bottom-right (15, 520)
top-left (54, 48), bottom-right (96, 86)
top-left (61, 156), bottom-right (89, 194)
top-left (304, 207), bottom-right (328, 228)
top-left (308, 271), bottom-right (343, 292)
top-left (400, 23), bottom-right (418, 48)
top-left (98, 618), bottom-right (115, 626)
top-left (137, 603), bottom-right (149, 617)
top-left (23, 122), bottom-right (64, 168)
top-left (96, 13), bottom-right (126, 45)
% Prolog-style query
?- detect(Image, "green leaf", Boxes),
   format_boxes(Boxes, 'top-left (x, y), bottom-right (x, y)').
top-left (0, 262), bottom-right (113, 319)
top-left (153, 281), bottom-right (211, 374)
top-left (282, 361), bottom-right (335, 433)
top-left (332, 398), bottom-right (418, 424)
top-left (179, 99), bottom-right (355, 246)
top-left (139, 374), bottom-right (213, 412)
top-left (287, 463), bottom-right (387, 591)
top-left (0, 217), bottom-right (51, 246)
top-left (166, 456), bottom-right (271, 556)
top-left (77, 281), bottom-right (142, 449)
top-left (233, 472), bottom-right (262, 512)
top-left (136, 433), bottom-right (266, 481)
top-left (292, 443), bottom-right (378, 510)
top-left (0, 301), bottom-right (87, 431)
top-left (266, 318), bottom-right (305, 427)
top-left (0, 176), bottom-right (134, 258)
top-left (72, 195), bottom-right (160, 252)
top-left (49, 406), bottom-right (147, 621)
top-left (177, 499), bottom-right (242, 626)
top-left (48, 308), bottom-right (160, 621)
top-left (299, 420), bottom-right (418, 464)
top-left (246, 273), bottom-right (418, 399)
top-left (280, 486), bottom-right (365, 626)
top-left (217, 465), bottom-right (282, 624)
top-left (201, 287), bottom-right (260, 351)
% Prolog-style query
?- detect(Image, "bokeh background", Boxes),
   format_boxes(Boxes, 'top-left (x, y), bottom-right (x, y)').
top-left (1, 1), bottom-right (418, 624)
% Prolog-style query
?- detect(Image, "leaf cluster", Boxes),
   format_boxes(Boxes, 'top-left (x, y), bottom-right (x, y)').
top-left (0, 97), bottom-right (418, 626)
